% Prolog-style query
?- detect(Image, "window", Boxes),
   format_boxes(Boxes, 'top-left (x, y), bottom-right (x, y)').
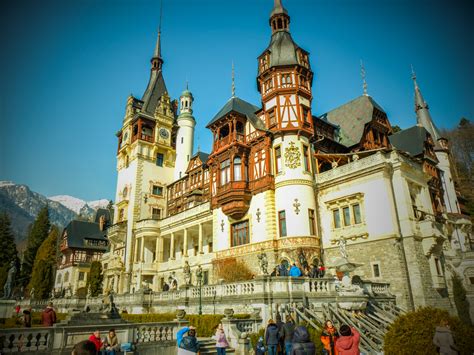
top-left (118, 209), bottom-right (124, 222)
top-left (152, 208), bottom-right (161, 220)
top-left (275, 146), bottom-right (282, 173)
top-left (303, 144), bottom-right (311, 172)
top-left (469, 277), bottom-right (474, 285)
top-left (234, 157), bottom-right (242, 181)
top-left (181, 137), bottom-right (184, 144)
top-left (333, 209), bottom-right (341, 229)
top-left (308, 209), bottom-right (316, 235)
top-left (372, 263), bottom-right (381, 278)
top-left (78, 272), bottom-right (85, 281)
top-left (281, 73), bottom-right (292, 87)
top-left (208, 242), bottom-right (213, 253)
top-left (156, 153), bottom-right (164, 167)
top-left (343, 207), bottom-right (351, 226)
top-left (152, 185), bottom-right (163, 196)
top-left (64, 272), bottom-right (69, 283)
top-left (57, 274), bottom-right (62, 284)
top-left (302, 106), bottom-right (309, 122)
top-left (268, 109), bottom-right (276, 126)
top-left (353, 204), bottom-right (362, 224)
top-left (434, 258), bottom-right (441, 275)
top-left (231, 221), bottom-right (249, 246)
top-left (220, 159), bottom-right (231, 185)
top-left (279, 210), bottom-right (287, 237)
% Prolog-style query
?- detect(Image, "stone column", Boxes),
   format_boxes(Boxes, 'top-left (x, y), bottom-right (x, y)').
top-left (198, 223), bottom-right (203, 254)
top-left (134, 238), bottom-right (140, 262)
top-left (155, 237), bottom-right (164, 262)
top-left (114, 274), bottom-right (119, 293)
top-left (140, 237), bottom-right (145, 262)
top-left (170, 233), bottom-right (175, 260)
top-left (183, 229), bottom-right (188, 257)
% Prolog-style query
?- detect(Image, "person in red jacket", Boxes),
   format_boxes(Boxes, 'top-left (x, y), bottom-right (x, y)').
top-left (88, 330), bottom-right (104, 353)
top-left (335, 325), bottom-right (360, 355)
top-left (41, 302), bottom-right (57, 327)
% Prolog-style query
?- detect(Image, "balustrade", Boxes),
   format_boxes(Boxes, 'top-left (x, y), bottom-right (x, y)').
top-left (0, 328), bottom-right (52, 353)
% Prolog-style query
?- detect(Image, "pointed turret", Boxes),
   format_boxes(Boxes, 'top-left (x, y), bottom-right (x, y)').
top-left (270, 0), bottom-right (290, 33)
top-left (411, 69), bottom-right (444, 149)
top-left (142, 29), bottom-right (168, 116)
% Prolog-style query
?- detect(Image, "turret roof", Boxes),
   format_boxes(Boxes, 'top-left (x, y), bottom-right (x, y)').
top-left (206, 96), bottom-right (265, 131)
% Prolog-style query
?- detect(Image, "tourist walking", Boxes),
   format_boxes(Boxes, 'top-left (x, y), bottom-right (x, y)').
top-left (265, 319), bottom-right (280, 355)
top-left (88, 330), bottom-right (104, 354)
top-left (103, 329), bottom-right (120, 355)
top-left (214, 323), bottom-right (229, 355)
top-left (321, 320), bottom-right (339, 355)
top-left (41, 302), bottom-right (57, 326)
top-left (178, 326), bottom-right (200, 354)
top-left (335, 325), bottom-right (360, 355)
top-left (289, 263), bottom-right (302, 277)
top-left (22, 308), bottom-right (32, 328)
top-left (433, 319), bottom-right (459, 355)
top-left (281, 315), bottom-right (296, 354)
top-left (291, 325), bottom-right (315, 354)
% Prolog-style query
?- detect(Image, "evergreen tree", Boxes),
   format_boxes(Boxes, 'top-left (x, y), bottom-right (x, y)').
top-left (28, 227), bottom-right (58, 299)
top-left (452, 272), bottom-right (472, 325)
top-left (87, 261), bottom-right (103, 297)
top-left (21, 206), bottom-right (51, 287)
top-left (0, 212), bottom-right (19, 293)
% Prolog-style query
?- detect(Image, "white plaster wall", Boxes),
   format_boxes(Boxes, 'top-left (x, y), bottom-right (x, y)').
top-left (175, 117), bottom-right (195, 180)
top-left (436, 152), bottom-right (460, 214)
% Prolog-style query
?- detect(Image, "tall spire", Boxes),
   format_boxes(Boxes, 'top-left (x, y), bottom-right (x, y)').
top-left (360, 60), bottom-right (368, 96)
top-left (151, 0), bottom-right (164, 69)
top-left (270, 0), bottom-right (290, 33)
top-left (231, 61), bottom-right (236, 98)
top-left (411, 65), bottom-right (443, 147)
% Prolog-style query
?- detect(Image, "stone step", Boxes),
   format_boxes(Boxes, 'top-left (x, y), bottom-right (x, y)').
top-left (196, 338), bottom-right (235, 354)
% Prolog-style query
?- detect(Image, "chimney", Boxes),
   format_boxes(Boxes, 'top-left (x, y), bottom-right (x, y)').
top-left (99, 215), bottom-right (105, 231)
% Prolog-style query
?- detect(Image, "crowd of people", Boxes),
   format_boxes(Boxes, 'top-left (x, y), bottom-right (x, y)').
top-left (270, 262), bottom-right (326, 278)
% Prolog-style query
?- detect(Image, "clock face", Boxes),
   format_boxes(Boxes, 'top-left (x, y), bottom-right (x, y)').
top-left (159, 128), bottom-right (169, 139)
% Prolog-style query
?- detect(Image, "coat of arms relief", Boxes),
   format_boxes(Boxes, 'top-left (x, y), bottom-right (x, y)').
top-left (284, 141), bottom-right (301, 169)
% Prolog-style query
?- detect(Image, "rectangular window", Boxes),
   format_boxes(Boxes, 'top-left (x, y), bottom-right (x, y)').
top-left (220, 159), bottom-right (231, 185)
top-left (275, 146), bottom-right (282, 173)
top-left (303, 144), bottom-right (310, 172)
top-left (343, 206), bottom-right (351, 226)
top-left (372, 264), bottom-right (380, 278)
top-left (302, 106), bottom-right (309, 122)
top-left (156, 153), bottom-right (164, 167)
top-left (279, 210), bottom-right (287, 237)
top-left (231, 221), bottom-right (249, 247)
top-left (208, 242), bottom-right (213, 253)
top-left (308, 209), bottom-right (316, 235)
top-left (268, 109), bottom-right (276, 126)
top-left (353, 204), bottom-right (362, 224)
top-left (333, 209), bottom-right (341, 229)
top-left (78, 272), bottom-right (85, 281)
top-left (434, 258), bottom-right (441, 275)
top-left (152, 208), bottom-right (161, 220)
top-left (152, 185), bottom-right (163, 196)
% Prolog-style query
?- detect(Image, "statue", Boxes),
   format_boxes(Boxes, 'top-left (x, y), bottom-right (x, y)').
top-left (257, 252), bottom-right (268, 275)
top-left (103, 290), bottom-right (119, 314)
top-left (338, 237), bottom-right (348, 259)
top-left (3, 261), bottom-right (16, 299)
top-left (183, 261), bottom-right (191, 286)
top-left (196, 265), bottom-right (203, 285)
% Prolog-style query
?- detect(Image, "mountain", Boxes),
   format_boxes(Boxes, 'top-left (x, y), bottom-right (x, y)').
top-left (0, 181), bottom-right (110, 244)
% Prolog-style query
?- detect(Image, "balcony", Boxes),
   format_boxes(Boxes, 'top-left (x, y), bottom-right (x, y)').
top-left (107, 221), bottom-right (127, 244)
top-left (216, 181), bottom-right (252, 220)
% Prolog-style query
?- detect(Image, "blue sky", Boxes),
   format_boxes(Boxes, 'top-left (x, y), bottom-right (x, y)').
top-left (1, 0), bottom-right (472, 201)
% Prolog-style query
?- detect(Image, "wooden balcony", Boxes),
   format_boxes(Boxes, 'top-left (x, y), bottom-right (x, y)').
top-left (216, 181), bottom-right (252, 220)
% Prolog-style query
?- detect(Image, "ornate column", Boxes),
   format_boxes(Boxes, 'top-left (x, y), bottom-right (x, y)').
top-left (183, 229), bottom-right (188, 257)
top-left (155, 236), bottom-right (164, 262)
top-left (170, 233), bottom-right (175, 260)
top-left (198, 223), bottom-right (203, 254)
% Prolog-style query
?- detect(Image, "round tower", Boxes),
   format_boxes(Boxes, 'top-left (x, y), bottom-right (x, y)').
top-left (174, 88), bottom-right (196, 180)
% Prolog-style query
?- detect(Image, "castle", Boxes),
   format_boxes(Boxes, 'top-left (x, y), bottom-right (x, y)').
top-left (101, 0), bottom-right (473, 316)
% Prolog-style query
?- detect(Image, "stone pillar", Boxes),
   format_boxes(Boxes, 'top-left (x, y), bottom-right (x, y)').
top-left (114, 274), bottom-right (119, 293)
top-left (155, 237), bottom-right (164, 262)
top-left (183, 229), bottom-right (188, 257)
top-left (140, 237), bottom-right (145, 262)
top-left (170, 233), bottom-right (175, 260)
top-left (198, 223), bottom-right (203, 254)
top-left (134, 238), bottom-right (140, 262)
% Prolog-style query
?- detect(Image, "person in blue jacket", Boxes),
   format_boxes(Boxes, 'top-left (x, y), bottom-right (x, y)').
top-left (177, 326), bottom-right (193, 347)
top-left (289, 263), bottom-right (302, 277)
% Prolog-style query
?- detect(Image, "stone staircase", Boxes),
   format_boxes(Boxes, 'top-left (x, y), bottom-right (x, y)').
top-left (197, 338), bottom-right (235, 354)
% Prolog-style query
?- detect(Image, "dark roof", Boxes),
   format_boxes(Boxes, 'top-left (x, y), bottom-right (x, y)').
top-left (206, 97), bottom-right (265, 130)
top-left (265, 31), bottom-right (301, 68)
top-left (193, 152), bottom-right (209, 164)
top-left (141, 69), bottom-right (167, 115)
top-left (320, 95), bottom-right (386, 147)
top-left (389, 125), bottom-right (431, 157)
top-left (94, 208), bottom-right (111, 224)
top-left (63, 220), bottom-right (108, 250)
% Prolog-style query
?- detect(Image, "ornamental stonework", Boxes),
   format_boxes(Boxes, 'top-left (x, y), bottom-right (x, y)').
top-left (284, 141), bottom-right (301, 169)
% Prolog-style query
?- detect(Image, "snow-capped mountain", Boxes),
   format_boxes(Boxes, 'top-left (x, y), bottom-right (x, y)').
top-left (0, 181), bottom-right (110, 243)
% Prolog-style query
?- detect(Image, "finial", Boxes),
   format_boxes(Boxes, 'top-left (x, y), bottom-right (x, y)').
top-left (411, 64), bottom-right (416, 81)
top-left (231, 61), bottom-right (236, 97)
top-left (360, 59), bottom-right (368, 96)
top-left (159, 0), bottom-right (163, 33)
top-left (186, 80), bottom-right (189, 91)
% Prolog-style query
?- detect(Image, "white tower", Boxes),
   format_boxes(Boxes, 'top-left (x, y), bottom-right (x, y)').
top-left (174, 87), bottom-right (196, 180)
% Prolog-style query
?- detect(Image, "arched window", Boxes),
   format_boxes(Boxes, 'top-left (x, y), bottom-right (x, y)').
top-left (57, 274), bottom-right (62, 284)
top-left (64, 272), bottom-right (69, 283)
top-left (234, 157), bottom-right (242, 181)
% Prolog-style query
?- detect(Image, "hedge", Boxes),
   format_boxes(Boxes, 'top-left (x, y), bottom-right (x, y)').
top-left (0, 312), bottom-right (67, 329)
top-left (384, 307), bottom-right (474, 355)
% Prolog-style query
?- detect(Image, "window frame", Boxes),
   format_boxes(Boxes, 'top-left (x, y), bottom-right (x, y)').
top-left (278, 210), bottom-right (287, 237)
top-left (308, 208), bottom-right (316, 235)
top-left (275, 146), bottom-right (282, 174)
top-left (231, 220), bottom-right (250, 247)
top-left (152, 185), bottom-right (163, 196)
top-left (156, 153), bottom-right (164, 167)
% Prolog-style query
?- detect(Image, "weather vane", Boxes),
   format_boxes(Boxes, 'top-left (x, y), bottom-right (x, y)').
top-left (360, 59), bottom-right (368, 96)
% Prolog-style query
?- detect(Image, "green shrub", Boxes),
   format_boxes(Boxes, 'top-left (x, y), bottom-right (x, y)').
top-left (302, 322), bottom-right (324, 354)
top-left (0, 312), bottom-right (67, 329)
top-left (121, 313), bottom-right (176, 323)
top-left (452, 272), bottom-right (472, 325)
top-left (384, 307), bottom-right (474, 355)
top-left (249, 327), bottom-right (265, 349)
